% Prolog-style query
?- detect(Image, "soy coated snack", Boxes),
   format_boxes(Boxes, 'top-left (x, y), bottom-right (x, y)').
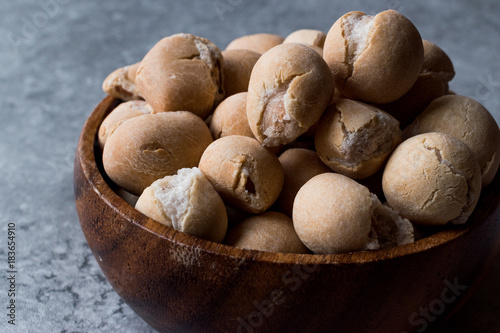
top-left (315, 99), bottom-right (402, 179)
top-left (103, 111), bottom-right (213, 195)
top-left (323, 10), bottom-right (424, 104)
top-left (383, 132), bottom-right (482, 225)
top-left (198, 135), bottom-right (284, 213)
top-left (247, 43), bottom-right (334, 147)
top-left (136, 33), bottom-right (224, 119)
top-left (135, 167), bottom-right (227, 242)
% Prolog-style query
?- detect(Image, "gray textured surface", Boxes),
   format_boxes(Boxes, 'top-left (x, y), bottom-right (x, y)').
top-left (0, 0), bottom-right (499, 332)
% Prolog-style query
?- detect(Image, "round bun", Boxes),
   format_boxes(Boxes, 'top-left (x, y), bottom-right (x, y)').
top-left (383, 132), bottom-right (482, 225)
top-left (315, 99), bottom-right (402, 179)
top-left (98, 100), bottom-right (152, 150)
top-left (225, 33), bottom-right (284, 54)
top-left (221, 49), bottom-right (260, 97)
top-left (247, 43), bottom-right (334, 147)
top-left (404, 95), bottom-right (500, 187)
top-left (209, 92), bottom-right (254, 139)
top-left (136, 33), bottom-right (224, 119)
top-left (224, 211), bottom-right (309, 254)
top-left (283, 29), bottom-right (326, 48)
top-left (378, 39), bottom-right (455, 127)
top-left (103, 111), bottom-right (213, 195)
top-left (323, 10), bottom-right (424, 103)
top-left (294, 173), bottom-right (414, 254)
top-left (135, 168), bottom-right (227, 242)
top-left (198, 135), bottom-right (284, 213)
top-left (102, 62), bottom-right (142, 101)
top-left (275, 148), bottom-right (330, 217)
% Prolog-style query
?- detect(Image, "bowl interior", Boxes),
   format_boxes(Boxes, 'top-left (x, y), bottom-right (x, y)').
top-left (79, 96), bottom-right (500, 265)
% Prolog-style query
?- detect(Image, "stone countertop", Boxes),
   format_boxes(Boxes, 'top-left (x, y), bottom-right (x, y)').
top-left (0, 0), bottom-right (499, 332)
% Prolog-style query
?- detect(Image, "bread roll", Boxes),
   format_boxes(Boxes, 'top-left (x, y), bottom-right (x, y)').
top-left (198, 135), bottom-right (284, 213)
top-left (404, 95), bottom-right (500, 187)
top-left (103, 111), bottom-right (213, 195)
top-left (315, 99), bottom-right (402, 179)
top-left (225, 211), bottom-right (309, 254)
top-left (225, 33), bottom-right (284, 54)
top-left (383, 132), bottom-right (482, 225)
top-left (135, 168), bottom-right (227, 242)
top-left (209, 92), bottom-right (254, 139)
top-left (247, 43), bottom-right (334, 147)
top-left (283, 29), bottom-right (326, 48)
top-left (136, 33), bottom-right (224, 119)
top-left (323, 10), bottom-right (424, 103)
top-left (221, 49), bottom-right (260, 97)
top-left (102, 62), bottom-right (142, 101)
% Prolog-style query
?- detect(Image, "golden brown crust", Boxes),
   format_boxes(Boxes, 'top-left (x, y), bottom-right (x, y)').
top-left (136, 33), bottom-right (224, 119)
top-left (102, 111), bottom-right (213, 195)
top-left (209, 92), bottom-right (254, 139)
top-left (224, 211), bottom-right (309, 254)
top-left (221, 49), bottom-right (260, 97)
top-left (382, 132), bottom-right (482, 225)
top-left (315, 99), bottom-right (401, 179)
top-left (247, 43), bottom-right (334, 147)
top-left (323, 10), bottom-right (424, 104)
top-left (198, 135), bottom-right (284, 213)
top-left (98, 100), bottom-right (152, 150)
top-left (283, 29), bottom-right (326, 48)
top-left (275, 148), bottom-right (330, 217)
top-left (225, 33), bottom-right (284, 54)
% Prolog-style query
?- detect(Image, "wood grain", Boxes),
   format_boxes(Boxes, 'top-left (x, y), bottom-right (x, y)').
top-left (74, 96), bottom-right (500, 333)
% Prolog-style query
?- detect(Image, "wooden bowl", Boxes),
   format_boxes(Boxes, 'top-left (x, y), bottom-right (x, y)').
top-left (74, 96), bottom-right (500, 333)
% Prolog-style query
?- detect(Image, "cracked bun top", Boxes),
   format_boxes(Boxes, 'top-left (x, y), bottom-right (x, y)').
top-left (323, 10), bottom-right (424, 104)
top-left (315, 99), bottom-right (402, 179)
top-left (382, 132), bottom-right (482, 225)
top-left (198, 135), bottom-right (284, 213)
top-left (404, 95), bottom-right (500, 187)
top-left (246, 43), bottom-right (334, 147)
top-left (102, 111), bottom-right (213, 195)
top-left (136, 33), bottom-right (224, 119)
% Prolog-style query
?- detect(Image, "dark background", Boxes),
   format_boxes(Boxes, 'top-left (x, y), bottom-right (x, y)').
top-left (0, 0), bottom-right (499, 332)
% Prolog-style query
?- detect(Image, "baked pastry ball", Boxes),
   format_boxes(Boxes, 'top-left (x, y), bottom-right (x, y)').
top-left (209, 92), bottom-right (254, 139)
top-left (283, 29), bottom-right (326, 48)
top-left (198, 135), bottom-right (284, 213)
top-left (221, 50), bottom-right (260, 97)
top-left (103, 111), bottom-right (213, 195)
top-left (247, 43), bottom-right (334, 147)
top-left (102, 62), bottom-right (142, 101)
top-left (225, 33), bottom-right (284, 54)
top-left (404, 95), bottom-right (500, 187)
top-left (323, 10), bottom-right (424, 104)
top-left (225, 211), bottom-right (309, 254)
top-left (315, 99), bottom-right (402, 179)
top-left (136, 33), bottom-right (224, 119)
top-left (293, 173), bottom-right (414, 254)
top-left (135, 168), bottom-right (227, 242)
top-left (275, 148), bottom-right (330, 217)
top-left (98, 100), bottom-right (152, 150)
top-left (378, 40), bottom-right (455, 127)
top-left (383, 132), bottom-right (482, 225)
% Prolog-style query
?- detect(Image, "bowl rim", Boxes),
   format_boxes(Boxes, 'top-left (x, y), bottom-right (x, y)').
top-left (76, 96), bottom-right (499, 266)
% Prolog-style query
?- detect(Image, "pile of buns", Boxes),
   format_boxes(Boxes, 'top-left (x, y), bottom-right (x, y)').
top-left (99, 9), bottom-right (500, 255)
